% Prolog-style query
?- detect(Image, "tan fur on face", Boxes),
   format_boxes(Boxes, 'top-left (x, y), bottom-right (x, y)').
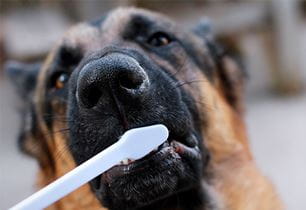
top-left (63, 23), bottom-right (100, 52)
top-left (195, 70), bottom-right (283, 210)
top-left (28, 7), bottom-right (283, 210)
top-left (39, 125), bottom-right (103, 210)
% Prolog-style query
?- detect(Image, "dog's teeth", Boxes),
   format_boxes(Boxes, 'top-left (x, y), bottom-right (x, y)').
top-left (119, 158), bottom-right (135, 165)
top-left (122, 158), bottom-right (129, 165)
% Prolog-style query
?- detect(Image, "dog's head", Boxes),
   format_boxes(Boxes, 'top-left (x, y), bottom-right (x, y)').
top-left (6, 8), bottom-right (248, 210)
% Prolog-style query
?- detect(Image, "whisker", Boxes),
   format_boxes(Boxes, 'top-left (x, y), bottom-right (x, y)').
top-left (42, 128), bottom-right (70, 138)
top-left (175, 79), bottom-right (207, 88)
top-left (170, 79), bottom-right (207, 92)
top-left (52, 142), bottom-right (72, 162)
top-left (170, 55), bottom-right (188, 79)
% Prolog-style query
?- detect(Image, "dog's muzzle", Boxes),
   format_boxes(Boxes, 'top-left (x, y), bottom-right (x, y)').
top-left (67, 48), bottom-right (206, 209)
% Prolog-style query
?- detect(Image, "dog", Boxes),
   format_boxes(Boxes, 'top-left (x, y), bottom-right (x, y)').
top-left (5, 7), bottom-right (283, 210)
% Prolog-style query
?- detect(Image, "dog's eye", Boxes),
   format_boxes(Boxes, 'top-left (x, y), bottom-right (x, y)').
top-left (147, 32), bottom-right (172, 47)
top-left (51, 72), bottom-right (69, 89)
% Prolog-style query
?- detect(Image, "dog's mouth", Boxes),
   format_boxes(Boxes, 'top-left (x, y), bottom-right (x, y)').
top-left (91, 131), bottom-right (203, 209)
top-left (98, 134), bottom-right (201, 183)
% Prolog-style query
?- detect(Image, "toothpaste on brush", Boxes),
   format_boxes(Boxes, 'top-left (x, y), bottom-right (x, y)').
top-left (10, 124), bottom-right (169, 210)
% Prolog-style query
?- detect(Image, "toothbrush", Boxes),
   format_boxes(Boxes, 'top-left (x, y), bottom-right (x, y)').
top-left (10, 124), bottom-right (169, 210)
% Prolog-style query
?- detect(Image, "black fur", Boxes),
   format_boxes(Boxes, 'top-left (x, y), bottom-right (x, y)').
top-left (7, 9), bottom-right (246, 210)
top-left (66, 47), bottom-right (206, 209)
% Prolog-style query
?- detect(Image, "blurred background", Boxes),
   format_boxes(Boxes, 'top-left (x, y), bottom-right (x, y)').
top-left (0, 0), bottom-right (305, 209)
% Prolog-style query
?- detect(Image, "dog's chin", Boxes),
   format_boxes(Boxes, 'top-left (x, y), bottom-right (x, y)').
top-left (90, 138), bottom-right (203, 209)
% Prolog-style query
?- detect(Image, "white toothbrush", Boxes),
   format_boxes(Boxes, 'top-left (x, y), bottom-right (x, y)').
top-left (10, 124), bottom-right (169, 210)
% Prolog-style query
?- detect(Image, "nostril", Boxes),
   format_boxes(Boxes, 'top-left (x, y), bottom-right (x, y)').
top-left (77, 53), bottom-right (151, 109)
top-left (118, 72), bottom-right (144, 90)
top-left (80, 85), bottom-right (103, 109)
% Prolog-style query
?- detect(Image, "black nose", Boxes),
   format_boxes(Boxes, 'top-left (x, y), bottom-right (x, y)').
top-left (77, 53), bottom-right (150, 109)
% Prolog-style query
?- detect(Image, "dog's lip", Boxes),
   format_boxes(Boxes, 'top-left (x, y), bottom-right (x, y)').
top-left (97, 136), bottom-right (201, 185)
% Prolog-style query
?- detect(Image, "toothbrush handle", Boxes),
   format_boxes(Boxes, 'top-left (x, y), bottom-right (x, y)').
top-left (10, 142), bottom-right (124, 210)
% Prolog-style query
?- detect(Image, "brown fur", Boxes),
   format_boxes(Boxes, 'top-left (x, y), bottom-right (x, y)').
top-left (17, 8), bottom-right (283, 210)
top-left (40, 129), bottom-right (103, 210)
top-left (193, 56), bottom-right (283, 209)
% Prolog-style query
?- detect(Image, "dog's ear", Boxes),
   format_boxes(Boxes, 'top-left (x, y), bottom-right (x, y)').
top-left (214, 48), bottom-right (246, 113)
top-left (4, 61), bottom-right (43, 158)
top-left (4, 61), bottom-right (41, 100)
top-left (193, 21), bottom-right (246, 113)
